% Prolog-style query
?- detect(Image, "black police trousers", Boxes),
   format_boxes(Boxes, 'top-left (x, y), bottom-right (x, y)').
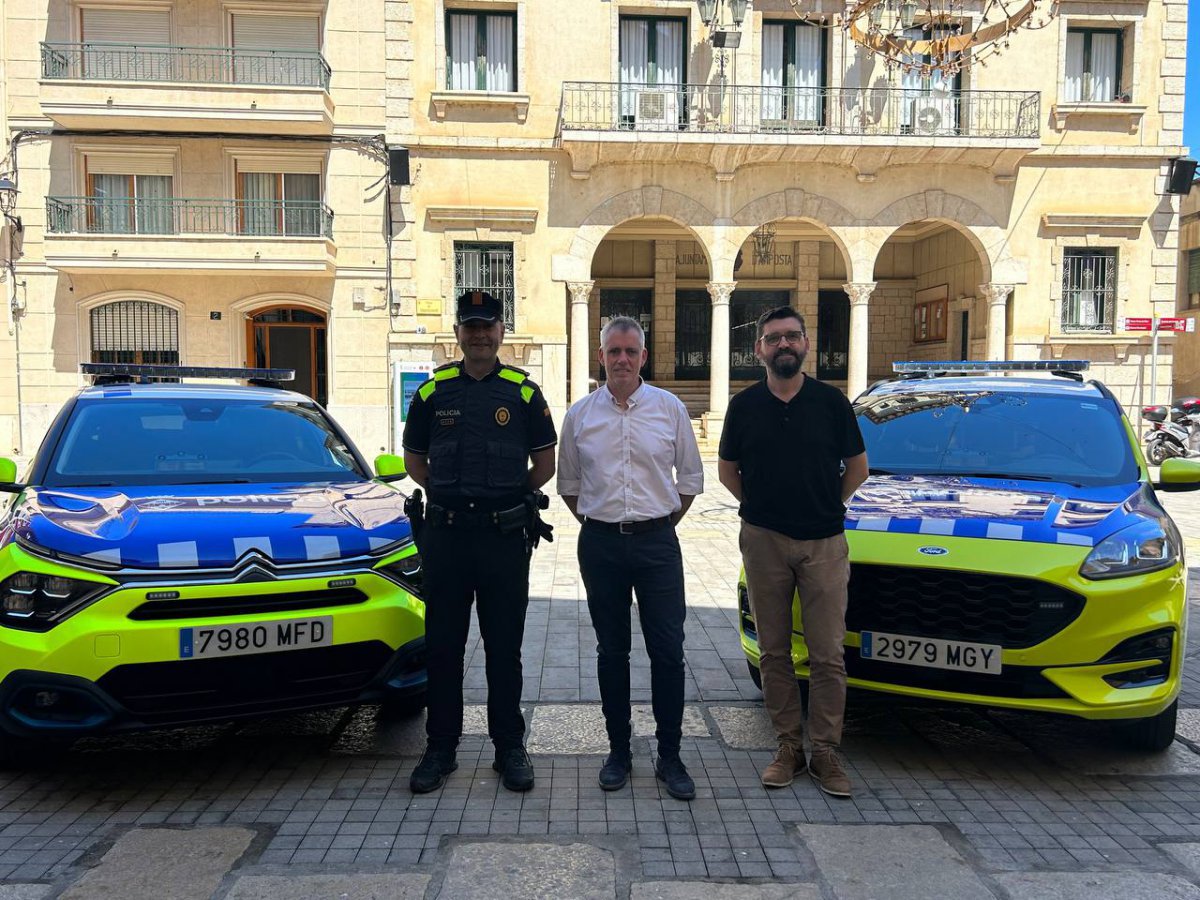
top-left (421, 519), bottom-right (530, 753)
top-left (578, 523), bottom-right (686, 758)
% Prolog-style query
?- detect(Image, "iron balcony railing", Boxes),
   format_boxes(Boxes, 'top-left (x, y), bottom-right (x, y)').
top-left (41, 42), bottom-right (331, 90)
top-left (561, 82), bottom-right (1041, 139)
top-left (46, 197), bottom-right (335, 239)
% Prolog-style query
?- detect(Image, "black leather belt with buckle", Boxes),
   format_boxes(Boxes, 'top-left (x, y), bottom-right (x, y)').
top-left (584, 516), bottom-right (672, 535)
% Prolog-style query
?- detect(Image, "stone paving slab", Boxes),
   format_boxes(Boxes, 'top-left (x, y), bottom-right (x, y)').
top-left (527, 705), bottom-right (710, 754)
top-left (436, 842), bottom-right (615, 900)
top-left (1163, 844), bottom-right (1200, 880)
top-left (0, 887), bottom-right (51, 900)
top-left (59, 827), bottom-right (254, 900)
top-left (994, 872), bottom-right (1200, 899)
top-left (630, 883), bottom-right (820, 899)
top-left (710, 706), bottom-right (777, 750)
top-left (224, 873), bottom-right (430, 899)
top-left (797, 825), bottom-right (996, 900)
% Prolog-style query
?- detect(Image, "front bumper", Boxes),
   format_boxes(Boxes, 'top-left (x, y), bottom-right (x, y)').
top-left (738, 534), bottom-right (1187, 722)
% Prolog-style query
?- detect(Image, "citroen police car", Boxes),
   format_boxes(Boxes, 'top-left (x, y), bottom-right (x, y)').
top-left (0, 364), bottom-right (424, 764)
top-left (738, 361), bottom-right (1200, 751)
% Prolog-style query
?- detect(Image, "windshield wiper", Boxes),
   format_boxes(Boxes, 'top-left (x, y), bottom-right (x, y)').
top-left (172, 478), bottom-right (253, 485)
top-left (944, 472), bottom-right (1083, 487)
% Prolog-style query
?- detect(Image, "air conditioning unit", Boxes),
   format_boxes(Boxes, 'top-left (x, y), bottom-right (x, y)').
top-left (910, 94), bottom-right (957, 136)
top-left (636, 90), bottom-right (680, 130)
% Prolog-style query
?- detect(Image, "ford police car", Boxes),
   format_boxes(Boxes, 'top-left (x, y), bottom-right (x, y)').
top-left (0, 364), bottom-right (424, 765)
top-left (738, 361), bottom-right (1200, 751)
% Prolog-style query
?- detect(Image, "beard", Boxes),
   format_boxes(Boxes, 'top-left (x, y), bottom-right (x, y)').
top-left (767, 348), bottom-right (805, 378)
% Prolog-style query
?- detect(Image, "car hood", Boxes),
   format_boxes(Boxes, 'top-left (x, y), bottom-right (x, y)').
top-left (845, 475), bottom-right (1145, 548)
top-left (8, 481), bottom-right (412, 570)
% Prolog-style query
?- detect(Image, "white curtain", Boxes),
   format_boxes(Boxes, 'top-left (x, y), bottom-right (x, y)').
top-left (1063, 31), bottom-right (1085, 102)
top-left (135, 175), bottom-right (172, 235)
top-left (448, 13), bottom-right (476, 90)
top-left (900, 28), bottom-right (924, 128)
top-left (656, 19), bottom-right (682, 86)
top-left (91, 174), bottom-right (132, 234)
top-left (1089, 32), bottom-right (1117, 101)
top-left (240, 173), bottom-right (276, 236)
top-left (283, 173), bottom-right (321, 236)
top-left (485, 15), bottom-right (513, 91)
top-left (792, 24), bottom-right (821, 123)
top-left (761, 24), bottom-right (784, 120)
top-left (619, 19), bottom-right (649, 118)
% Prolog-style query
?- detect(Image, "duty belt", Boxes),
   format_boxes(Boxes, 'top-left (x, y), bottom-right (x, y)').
top-left (427, 503), bottom-right (527, 530)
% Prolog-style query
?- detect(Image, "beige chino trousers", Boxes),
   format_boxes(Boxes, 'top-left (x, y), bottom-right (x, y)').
top-left (739, 521), bottom-right (850, 751)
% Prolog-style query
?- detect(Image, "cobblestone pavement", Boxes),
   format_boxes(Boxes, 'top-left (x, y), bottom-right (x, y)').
top-left (0, 464), bottom-right (1198, 898)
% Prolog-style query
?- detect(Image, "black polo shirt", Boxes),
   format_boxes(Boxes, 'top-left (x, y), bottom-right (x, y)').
top-left (718, 377), bottom-right (865, 540)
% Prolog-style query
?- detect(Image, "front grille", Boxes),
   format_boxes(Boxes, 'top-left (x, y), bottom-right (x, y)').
top-left (845, 651), bottom-right (1067, 699)
top-left (128, 588), bottom-right (367, 621)
top-left (846, 564), bottom-right (1085, 649)
top-left (96, 641), bottom-right (393, 722)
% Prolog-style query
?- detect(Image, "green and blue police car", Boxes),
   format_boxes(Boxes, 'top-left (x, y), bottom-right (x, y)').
top-left (738, 361), bottom-right (1200, 751)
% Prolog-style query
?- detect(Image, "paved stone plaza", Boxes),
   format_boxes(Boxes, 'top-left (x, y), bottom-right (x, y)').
top-left (0, 464), bottom-right (1198, 898)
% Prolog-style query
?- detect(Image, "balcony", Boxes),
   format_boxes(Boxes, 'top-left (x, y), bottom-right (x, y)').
top-left (43, 197), bottom-right (336, 275)
top-left (559, 82), bottom-right (1041, 181)
top-left (39, 43), bottom-right (334, 134)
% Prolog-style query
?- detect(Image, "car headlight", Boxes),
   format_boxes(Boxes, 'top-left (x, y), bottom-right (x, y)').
top-left (0, 572), bottom-right (107, 630)
top-left (377, 552), bottom-right (423, 599)
top-left (1080, 517), bottom-right (1181, 580)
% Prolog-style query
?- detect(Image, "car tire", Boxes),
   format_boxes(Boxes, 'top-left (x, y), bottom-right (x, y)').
top-left (378, 689), bottom-right (427, 720)
top-left (1114, 700), bottom-right (1178, 752)
top-left (747, 660), bottom-right (762, 690)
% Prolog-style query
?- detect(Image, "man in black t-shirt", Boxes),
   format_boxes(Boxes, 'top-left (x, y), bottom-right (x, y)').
top-left (718, 307), bottom-right (868, 797)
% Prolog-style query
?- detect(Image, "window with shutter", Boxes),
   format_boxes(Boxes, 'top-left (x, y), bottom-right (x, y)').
top-left (79, 8), bottom-right (171, 79)
top-left (1188, 249), bottom-right (1200, 306)
top-left (231, 13), bottom-right (322, 86)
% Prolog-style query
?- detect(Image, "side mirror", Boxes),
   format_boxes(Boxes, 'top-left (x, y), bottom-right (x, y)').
top-left (0, 457), bottom-right (23, 493)
top-left (374, 453), bottom-right (407, 483)
top-left (1160, 457), bottom-right (1200, 488)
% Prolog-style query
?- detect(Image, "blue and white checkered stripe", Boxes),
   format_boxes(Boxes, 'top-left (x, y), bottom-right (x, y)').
top-left (78, 532), bottom-right (404, 568)
top-left (845, 516), bottom-right (1096, 547)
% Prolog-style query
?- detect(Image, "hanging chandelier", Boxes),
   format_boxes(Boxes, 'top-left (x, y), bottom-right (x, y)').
top-left (789, 0), bottom-right (1060, 75)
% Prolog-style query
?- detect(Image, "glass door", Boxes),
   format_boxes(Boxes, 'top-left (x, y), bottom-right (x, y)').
top-left (816, 289), bottom-right (849, 381)
top-left (674, 290), bottom-right (711, 379)
top-left (599, 288), bottom-right (654, 381)
top-left (731, 290), bottom-right (789, 379)
top-left (247, 308), bottom-right (328, 405)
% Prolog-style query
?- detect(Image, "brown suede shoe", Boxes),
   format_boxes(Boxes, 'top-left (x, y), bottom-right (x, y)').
top-left (809, 746), bottom-right (852, 797)
top-left (760, 745), bottom-right (807, 788)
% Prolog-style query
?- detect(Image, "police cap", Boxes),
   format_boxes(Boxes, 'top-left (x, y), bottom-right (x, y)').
top-left (455, 290), bottom-right (503, 324)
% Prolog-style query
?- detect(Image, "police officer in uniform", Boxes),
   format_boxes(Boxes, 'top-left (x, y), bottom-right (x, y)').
top-left (402, 290), bottom-right (557, 793)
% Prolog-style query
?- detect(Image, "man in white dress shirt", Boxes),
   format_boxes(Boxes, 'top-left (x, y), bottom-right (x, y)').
top-left (558, 316), bottom-right (704, 801)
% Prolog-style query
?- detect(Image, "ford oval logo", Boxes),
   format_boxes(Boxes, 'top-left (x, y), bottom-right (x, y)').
top-left (918, 546), bottom-right (949, 556)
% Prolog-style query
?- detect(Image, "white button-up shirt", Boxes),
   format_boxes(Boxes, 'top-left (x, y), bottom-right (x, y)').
top-left (557, 381), bottom-right (704, 522)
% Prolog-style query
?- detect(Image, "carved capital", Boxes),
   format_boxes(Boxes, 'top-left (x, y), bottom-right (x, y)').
top-left (567, 280), bottom-right (595, 305)
top-left (842, 282), bottom-right (876, 306)
top-left (978, 283), bottom-right (1015, 307)
top-left (706, 281), bottom-right (737, 306)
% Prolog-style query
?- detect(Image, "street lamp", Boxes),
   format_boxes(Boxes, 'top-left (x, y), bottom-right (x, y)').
top-left (0, 177), bottom-right (17, 216)
top-left (700, 0), bottom-right (750, 81)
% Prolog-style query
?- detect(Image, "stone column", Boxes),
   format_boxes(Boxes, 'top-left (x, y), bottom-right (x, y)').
top-left (567, 280), bottom-right (595, 404)
top-left (843, 282), bottom-right (875, 399)
top-left (706, 281), bottom-right (736, 427)
top-left (979, 283), bottom-right (1015, 362)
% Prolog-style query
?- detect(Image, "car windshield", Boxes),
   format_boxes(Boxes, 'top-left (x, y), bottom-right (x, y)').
top-left (44, 396), bottom-right (366, 487)
top-left (856, 389), bottom-right (1139, 486)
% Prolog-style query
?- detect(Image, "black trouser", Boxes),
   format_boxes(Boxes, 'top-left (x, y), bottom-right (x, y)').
top-left (578, 523), bottom-right (686, 758)
top-left (421, 520), bottom-right (531, 753)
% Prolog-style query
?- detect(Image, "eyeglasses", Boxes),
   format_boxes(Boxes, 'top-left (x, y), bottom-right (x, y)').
top-left (760, 330), bottom-right (806, 347)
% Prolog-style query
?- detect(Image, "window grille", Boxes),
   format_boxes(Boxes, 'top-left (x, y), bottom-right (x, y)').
top-left (90, 300), bottom-right (180, 378)
top-left (1061, 249), bottom-right (1116, 333)
top-left (1188, 248), bottom-right (1200, 307)
top-left (454, 242), bottom-right (515, 332)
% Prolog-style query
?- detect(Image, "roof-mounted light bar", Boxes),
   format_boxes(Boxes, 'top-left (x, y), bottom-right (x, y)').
top-left (893, 360), bottom-right (1090, 375)
top-left (81, 363), bottom-right (295, 386)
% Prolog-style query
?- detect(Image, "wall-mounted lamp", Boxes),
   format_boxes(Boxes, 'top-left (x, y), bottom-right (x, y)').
top-left (0, 176), bottom-right (21, 232)
top-left (699, 0), bottom-right (750, 82)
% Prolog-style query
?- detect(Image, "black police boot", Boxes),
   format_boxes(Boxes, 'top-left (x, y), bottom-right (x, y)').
top-left (409, 747), bottom-right (457, 793)
top-left (598, 751), bottom-right (632, 791)
top-left (493, 746), bottom-right (535, 792)
top-left (655, 754), bottom-right (695, 801)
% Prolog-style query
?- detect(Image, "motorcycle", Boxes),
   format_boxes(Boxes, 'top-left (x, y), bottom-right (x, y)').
top-left (1142, 397), bottom-right (1200, 465)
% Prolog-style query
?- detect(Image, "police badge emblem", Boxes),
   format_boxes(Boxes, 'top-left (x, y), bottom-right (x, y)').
top-left (495, 407), bottom-right (511, 426)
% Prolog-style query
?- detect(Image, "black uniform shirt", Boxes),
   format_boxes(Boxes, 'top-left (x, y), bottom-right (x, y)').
top-left (403, 361), bottom-right (557, 508)
top-left (719, 377), bottom-right (865, 540)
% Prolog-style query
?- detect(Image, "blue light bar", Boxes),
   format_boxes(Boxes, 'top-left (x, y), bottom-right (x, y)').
top-left (892, 360), bottom-right (1090, 374)
top-left (81, 363), bottom-right (295, 381)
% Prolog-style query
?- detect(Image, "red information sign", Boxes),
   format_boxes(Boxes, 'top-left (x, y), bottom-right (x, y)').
top-left (1123, 317), bottom-right (1153, 331)
top-left (1158, 317), bottom-right (1191, 332)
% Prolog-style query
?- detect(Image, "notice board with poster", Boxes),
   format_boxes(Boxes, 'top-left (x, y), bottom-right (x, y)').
top-left (391, 361), bottom-right (435, 449)
top-left (913, 284), bottom-right (949, 343)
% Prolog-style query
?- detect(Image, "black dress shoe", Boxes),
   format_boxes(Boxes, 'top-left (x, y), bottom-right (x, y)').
top-left (598, 752), bottom-right (632, 791)
top-left (409, 748), bottom-right (457, 793)
top-left (493, 746), bottom-right (535, 792)
top-left (655, 754), bottom-right (695, 801)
